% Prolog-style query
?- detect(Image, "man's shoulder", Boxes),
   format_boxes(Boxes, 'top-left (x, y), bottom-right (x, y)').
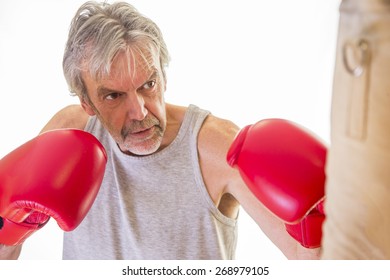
top-left (197, 113), bottom-right (240, 167)
top-left (40, 104), bottom-right (90, 133)
top-left (200, 114), bottom-right (240, 144)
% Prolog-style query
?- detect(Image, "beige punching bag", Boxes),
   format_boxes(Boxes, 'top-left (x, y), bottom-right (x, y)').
top-left (322, 0), bottom-right (390, 259)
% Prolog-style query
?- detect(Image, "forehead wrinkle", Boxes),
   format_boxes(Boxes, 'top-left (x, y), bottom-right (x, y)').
top-left (101, 48), bottom-right (157, 89)
top-left (82, 43), bottom-right (161, 97)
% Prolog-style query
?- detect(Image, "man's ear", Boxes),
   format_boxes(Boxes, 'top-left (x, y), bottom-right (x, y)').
top-left (79, 96), bottom-right (96, 116)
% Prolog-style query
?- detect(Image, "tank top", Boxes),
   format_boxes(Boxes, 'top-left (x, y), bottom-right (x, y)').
top-left (62, 104), bottom-right (238, 259)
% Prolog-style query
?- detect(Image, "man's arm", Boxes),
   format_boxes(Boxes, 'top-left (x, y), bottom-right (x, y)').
top-left (0, 244), bottom-right (22, 260)
top-left (226, 169), bottom-right (321, 259)
top-left (199, 116), bottom-right (321, 259)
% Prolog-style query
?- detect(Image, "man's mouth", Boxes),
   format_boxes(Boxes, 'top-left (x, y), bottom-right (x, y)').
top-left (130, 126), bottom-right (155, 138)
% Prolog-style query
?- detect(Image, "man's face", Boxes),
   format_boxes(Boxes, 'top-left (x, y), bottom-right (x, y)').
top-left (81, 50), bottom-right (167, 156)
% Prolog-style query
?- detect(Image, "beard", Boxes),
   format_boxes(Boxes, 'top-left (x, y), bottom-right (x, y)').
top-left (114, 114), bottom-right (165, 156)
top-left (120, 114), bottom-right (160, 139)
top-left (85, 98), bottom-right (166, 156)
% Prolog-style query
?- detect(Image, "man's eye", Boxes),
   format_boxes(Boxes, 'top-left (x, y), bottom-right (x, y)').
top-left (143, 80), bottom-right (156, 90)
top-left (105, 92), bottom-right (121, 100)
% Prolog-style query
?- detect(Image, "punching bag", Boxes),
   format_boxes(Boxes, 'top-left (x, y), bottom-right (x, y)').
top-left (322, 0), bottom-right (390, 259)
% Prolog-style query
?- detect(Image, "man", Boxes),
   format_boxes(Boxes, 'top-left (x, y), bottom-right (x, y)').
top-left (0, 1), bottom-right (321, 259)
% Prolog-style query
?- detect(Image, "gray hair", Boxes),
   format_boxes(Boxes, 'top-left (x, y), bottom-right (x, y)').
top-left (63, 1), bottom-right (170, 99)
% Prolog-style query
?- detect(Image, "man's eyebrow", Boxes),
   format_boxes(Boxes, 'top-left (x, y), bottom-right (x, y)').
top-left (135, 69), bottom-right (159, 87)
top-left (146, 69), bottom-right (158, 81)
top-left (95, 69), bottom-right (159, 95)
top-left (96, 86), bottom-right (122, 97)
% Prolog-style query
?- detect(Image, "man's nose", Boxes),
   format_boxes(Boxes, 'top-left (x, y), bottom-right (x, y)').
top-left (126, 92), bottom-right (148, 120)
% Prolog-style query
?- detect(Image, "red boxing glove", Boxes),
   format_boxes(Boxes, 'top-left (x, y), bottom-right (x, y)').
top-left (227, 119), bottom-right (326, 248)
top-left (0, 129), bottom-right (107, 246)
top-left (284, 200), bottom-right (325, 248)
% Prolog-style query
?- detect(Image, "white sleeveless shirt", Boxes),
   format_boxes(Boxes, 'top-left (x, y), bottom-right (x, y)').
top-left (62, 105), bottom-right (238, 259)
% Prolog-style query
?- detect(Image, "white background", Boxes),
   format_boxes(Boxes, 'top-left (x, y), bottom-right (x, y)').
top-left (0, 0), bottom-right (340, 260)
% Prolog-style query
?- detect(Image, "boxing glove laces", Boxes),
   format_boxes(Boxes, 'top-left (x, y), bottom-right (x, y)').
top-left (0, 129), bottom-right (107, 246)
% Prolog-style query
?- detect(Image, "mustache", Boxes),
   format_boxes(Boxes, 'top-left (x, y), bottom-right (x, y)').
top-left (121, 115), bottom-right (161, 137)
